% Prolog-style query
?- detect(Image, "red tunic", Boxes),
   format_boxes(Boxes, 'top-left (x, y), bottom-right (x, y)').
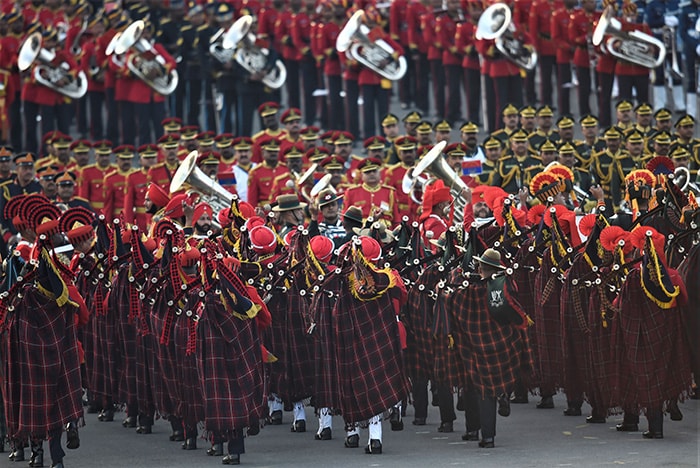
top-left (436, 13), bottom-right (462, 66)
top-left (319, 22), bottom-right (342, 76)
top-left (147, 162), bottom-right (179, 193)
top-left (77, 163), bottom-right (116, 212)
top-left (421, 9), bottom-right (442, 61)
top-left (551, 6), bottom-right (575, 64)
top-left (529, 0), bottom-right (561, 57)
top-left (123, 168), bottom-right (151, 232)
top-left (343, 183), bottom-right (400, 225)
top-left (21, 48), bottom-right (80, 106)
top-left (407, 0), bottom-right (429, 54)
top-left (247, 162), bottom-right (289, 207)
top-left (569, 8), bottom-right (596, 68)
top-left (613, 21), bottom-right (651, 76)
top-left (291, 11), bottom-right (314, 60)
top-left (275, 10), bottom-right (300, 61)
top-left (455, 20), bottom-right (480, 70)
top-left (103, 169), bottom-right (132, 220)
top-left (383, 162), bottom-right (419, 221)
top-left (357, 29), bottom-right (403, 86)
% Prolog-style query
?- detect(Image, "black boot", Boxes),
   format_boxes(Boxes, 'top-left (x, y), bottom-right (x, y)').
top-left (364, 439), bottom-right (382, 454)
top-left (66, 422), bottom-right (80, 450)
top-left (207, 443), bottom-right (224, 456)
top-left (536, 395), bottom-right (554, 409)
top-left (28, 448), bottom-right (43, 467)
top-left (389, 407), bottom-right (403, 431)
top-left (181, 437), bottom-right (197, 450)
top-left (122, 416), bottom-right (137, 428)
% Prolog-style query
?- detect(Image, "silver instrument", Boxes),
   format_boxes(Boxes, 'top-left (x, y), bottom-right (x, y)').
top-left (221, 15), bottom-right (287, 89)
top-left (475, 3), bottom-right (537, 71)
top-left (592, 6), bottom-right (666, 69)
top-left (112, 20), bottom-right (179, 95)
top-left (170, 151), bottom-right (235, 214)
top-left (673, 166), bottom-right (700, 195)
top-left (401, 167), bottom-right (429, 204)
top-left (18, 32), bottom-right (88, 99)
top-left (209, 27), bottom-right (235, 64)
top-left (336, 9), bottom-right (408, 81)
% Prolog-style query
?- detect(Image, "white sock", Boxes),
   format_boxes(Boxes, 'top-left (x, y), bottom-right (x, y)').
top-left (368, 414), bottom-right (382, 442)
top-left (269, 394), bottom-right (283, 415)
top-left (318, 407), bottom-right (332, 432)
top-left (293, 401), bottom-right (305, 421)
top-left (346, 423), bottom-right (359, 437)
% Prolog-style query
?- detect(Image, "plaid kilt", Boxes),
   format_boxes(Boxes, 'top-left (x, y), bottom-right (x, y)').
top-left (533, 249), bottom-right (564, 392)
top-left (333, 278), bottom-right (408, 423)
top-left (197, 294), bottom-right (265, 432)
top-left (559, 255), bottom-right (595, 399)
top-left (74, 257), bottom-right (98, 389)
top-left (266, 281), bottom-right (315, 402)
top-left (172, 314), bottom-right (205, 426)
top-left (677, 243), bottom-right (700, 378)
top-left (110, 268), bottom-right (139, 406)
top-left (148, 290), bottom-right (179, 417)
top-left (446, 281), bottom-right (522, 398)
top-left (402, 264), bottom-right (440, 380)
top-left (433, 292), bottom-right (469, 388)
top-left (135, 320), bottom-right (157, 419)
top-left (511, 240), bottom-right (540, 389)
top-left (3, 284), bottom-right (83, 439)
top-left (90, 289), bottom-right (122, 404)
top-left (585, 281), bottom-right (621, 412)
top-left (614, 268), bottom-right (693, 410)
top-left (310, 275), bottom-right (342, 411)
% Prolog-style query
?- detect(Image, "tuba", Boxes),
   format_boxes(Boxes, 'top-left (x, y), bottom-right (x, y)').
top-left (113, 20), bottom-right (179, 95)
top-left (411, 141), bottom-right (471, 225)
top-left (18, 32), bottom-right (88, 99)
top-left (221, 15), bottom-right (287, 89)
top-left (475, 3), bottom-right (537, 71)
top-left (673, 166), bottom-right (700, 195)
top-left (401, 167), bottom-right (429, 204)
top-left (170, 151), bottom-right (235, 214)
top-left (336, 9), bottom-right (408, 81)
top-left (592, 6), bottom-right (666, 69)
top-left (209, 27), bottom-right (235, 64)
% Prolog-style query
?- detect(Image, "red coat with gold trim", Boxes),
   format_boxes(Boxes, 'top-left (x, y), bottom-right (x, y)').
top-left (124, 168), bottom-right (151, 232)
top-left (103, 168), bottom-right (132, 220)
top-left (248, 162), bottom-right (289, 207)
top-left (343, 183), bottom-right (399, 225)
top-left (78, 163), bottom-right (116, 212)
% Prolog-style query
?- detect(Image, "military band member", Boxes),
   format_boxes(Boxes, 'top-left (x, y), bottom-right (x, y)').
top-left (456, 1), bottom-right (483, 126)
top-left (228, 137), bottom-right (256, 203)
top-left (37, 165), bottom-right (59, 200)
top-left (491, 104), bottom-right (520, 144)
top-left (492, 130), bottom-right (542, 194)
top-left (157, 1), bottom-right (188, 121)
top-left (55, 171), bottom-right (91, 210)
top-left (460, 121), bottom-right (485, 163)
top-left (569, 0), bottom-right (597, 117)
top-left (530, 0), bottom-right (557, 108)
top-left (556, 116), bottom-right (576, 147)
top-left (384, 136), bottom-right (419, 221)
top-left (318, 1), bottom-right (345, 130)
top-left (381, 113), bottom-right (400, 165)
top-left (557, 142), bottom-right (593, 202)
top-left (103, 145), bottom-right (135, 221)
top-left (437, 0), bottom-right (465, 124)
top-left (210, 4), bottom-right (238, 134)
top-left (248, 137), bottom-right (288, 208)
top-left (0, 152), bottom-right (42, 241)
top-left (680, 0), bottom-right (700, 117)
top-left (474, 137), bottom-right (503, 185)
top-left (1, 11), bottom-right (24, 151)
top-left (415, 121), bottom-right (434, 147)
top-left (0, 146), bottom-right (14, 184)
top-left (615, 3), bottom-right (651, 105)
top-left (552, 0), bottom-right (577, 116)
top-left (78, 140), bottom-right (115, 213)
top-left (291, 0), bottom-right (319, 126)
top-left (343, 157), bottom-right (399, 225)
top-left (652, 107), bottom-right (674, 136)
top-left (124, 144), bottom-right (159, 231)
top-left (37, 133), bottom-right (77, 172)
top-left (625, 130), bottom-right (650, 168)
top-left (252, 102), bottom-right (286, 163)
top-left (519, 106), bottom-right (537, 135)
top-left (528, 106), bottom-right (560, 152)
top-left (279, 108), bottom-right (303, 157)
top-left (672, 115), bottom-right (700, 176)
top-left (307, 188), bottom-right (346, 248)
top-left (270, 145), bottom-right (304, 201)
top-left (422, 0), bottom-right (446, 120)
top-left (589, 126), bottom-right (630, 210)
top-left (70, 139), bottom-right (92, 168)
top-left (647, 0), bottom-right (685, 113)
top-left (149, 134), bottom-right (181, 192)
top-left (574, 114), bottom-right (606, 169)
top-left (434, 120), bottom-right (452, 144)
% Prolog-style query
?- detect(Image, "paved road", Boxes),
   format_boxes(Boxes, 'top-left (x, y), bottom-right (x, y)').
top-left (5, 393), bottom-right (696, 468)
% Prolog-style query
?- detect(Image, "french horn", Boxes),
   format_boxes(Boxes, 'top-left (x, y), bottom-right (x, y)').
top-left (592, 6), bottom-right (665, 69)
top-left (221, 15), bottom-right (287, 90)
top-left (113, 20), bottom-right (179, 96)
top-left (18, 32), bottom-right (88, 99)
top-left (336, 9), bottom-right (408, 81)
top-left (475, 3), bottom-right (537, 71)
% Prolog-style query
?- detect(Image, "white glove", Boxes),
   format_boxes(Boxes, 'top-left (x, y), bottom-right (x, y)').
top-left (664, 15), bottom-right (679, 28)
top-left (695, 44), bottom-right (700, 56)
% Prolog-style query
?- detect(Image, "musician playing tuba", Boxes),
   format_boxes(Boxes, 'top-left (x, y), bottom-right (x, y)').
top-left (647, 0), bottom-right (685, 112)
top-left (613, 2), bottom-right (653, 106)
top-left (679, 0), bottom-right (700, 117)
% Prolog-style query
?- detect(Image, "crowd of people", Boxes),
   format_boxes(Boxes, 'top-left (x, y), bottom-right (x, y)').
top-left (0, 1), bottom-right (698, 468)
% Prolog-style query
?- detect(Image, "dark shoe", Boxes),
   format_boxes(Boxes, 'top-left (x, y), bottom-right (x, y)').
top-left (10, 448), bottom-right (24, 462)
top-left (136, 425), bottom-right (152, 434)
top-left (207, 443), bottom-right (224, 456)
top-left (344, 434), bottom-right (359, 448)
top-left (431, 389), bottom-right (439, 407)
top-left (498, 394), bottom-right (511, 417)
top-left (510, 395), bottom-right (529, 404)
top-left (169, 430), bottom-right (185, 442)
top-left (28, 449), bottom-right (43, 467)
top-left (462, 431), bottom-right (479, 441)
top-left (66, 423), bottom-right (80, 450)
top-left (668, 403), bottom-right (683, 421)
top-left (456, 391), bottom-right (465, 411)
top-left (365, 439), bottom-right (382, 454)
top-left (412, 418), bottom-right (426, 426)
top-left (616, 423), bottom-right (639, 432)
top-left (247, 421), bottom-right (260, 436)
top-left (269, 410), bottom-right (283, 425)
top-left (586, 415), bottom-right (606, 424)
top-left (122, 416), bottom-right (137, 428)
top-left (536, 396), bottom-right (554, 409)
top-left (50, 463), bottom-right (63, 468)
top-left (437, 421), bottom-right (453, 433)
top-left (101, 409), bottom-right (114, 422)
top-left (86, 403), bottom-right (101, 414)
top-left (389, 408), bottom-right (403, 431)
top-left (642, 430), bottom-right (663, 439)
top-left (478, 438), bottom-right (495, 448)
top-left (181, 438), bottom-right (197, 450)
top-left (222, 454), bottom-right (240, 465)
top-left (291, 420), bottom-right (306, 433)
top-left (314, 427), bottom-right (332, 440)
top-left (563, 407), bottom-right (582, 416)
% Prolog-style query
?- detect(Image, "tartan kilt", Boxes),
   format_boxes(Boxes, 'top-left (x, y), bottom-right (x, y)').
top-left (677, 243), bottom-right (700, 378)
top-left (111, 270), bottom-right (139, 405)
top-left (585, 283), bottom-right (621, 412)
top-left (172, 315), bottom-right (205, 426)
top-left (310, 276), bottom-right (342, 411)
top-left (511, 241), bottom-right (540, 389)
top-left (3, 284), bottom-right (83, 439)
top-left (433, 295), bottom-right (469, 388)
top-left (89, 289), bottom-right (122, 403)
top-left (402, 264), bottom-right (440, 380)
top-left (447, 282), bottom-right (522, 398)
top-left (334, 282), bottom-right (408, 423)
top-left (266, 282), bottom-right (315, 402)
top-left (148, 292), bottom-right (179, 417)
top-left (197, 295), bottom-right (265, 432)
top-left (533, 250), bottom-right (564, 392)
top-left (614, 269), bottom-right (693, 410)
top-left (559, 256), bottom-right (595, 399)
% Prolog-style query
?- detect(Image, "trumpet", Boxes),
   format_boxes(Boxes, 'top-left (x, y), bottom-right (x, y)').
top-left (336, 10), bottom-right (408, 81)
top-left (18, 32), bottom-right (88, 99)
top-left (475, 3), bottom-right (537, 71)
top-left (112, 20), bottom-right (179, 96)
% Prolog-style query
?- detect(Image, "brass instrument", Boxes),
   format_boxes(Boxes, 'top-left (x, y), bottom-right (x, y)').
top-left (170, 151), bottom-right (235, 214)
top-left (475, 3), bottom-right (537, 71)
top-left (209, 27), bottom-right (235, 64)
top-left (401, 167), bottom-right (429, 204)
top-left (221, 15), bottom-right (287, 89)
top-left (673, 166), bottom-right (700, 195)
top-left (310, 173), bottom-right (334, 198)
top-left (411, 141), bottom-right (471, 225)
top-left (662, 25), bottom-right (683, 80)
top-left (18, 32), bottom-right (88, 99)
top-left (70, 17), bottom-right (89, 56)
top-left (336, 9), bottom-right (408, 81)
top-left (113, 20), bottom-right (179, 96)
top-left (592, 6), bottom-right (666, 69)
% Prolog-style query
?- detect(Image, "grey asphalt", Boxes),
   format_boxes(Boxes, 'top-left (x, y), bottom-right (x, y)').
top-left (4, 393), bottom-right (695, 468)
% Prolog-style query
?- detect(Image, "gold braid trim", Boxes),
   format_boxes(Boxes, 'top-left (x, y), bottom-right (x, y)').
top-left (37, 248), bottom-right (77, 309)
top-left (348, 249), bottom-right (396, 302)
top-left (640, 239), bottom-right (679, 309)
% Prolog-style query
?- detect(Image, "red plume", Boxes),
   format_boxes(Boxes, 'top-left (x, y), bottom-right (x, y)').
top-left (645, 156), bottom-right (674, 176)
top-left (527, 204), bottom-right (547, 225)
top-left (578, 213), bottom-right (597, 237)
top-left (600, 226), bottom-right (626, 252)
